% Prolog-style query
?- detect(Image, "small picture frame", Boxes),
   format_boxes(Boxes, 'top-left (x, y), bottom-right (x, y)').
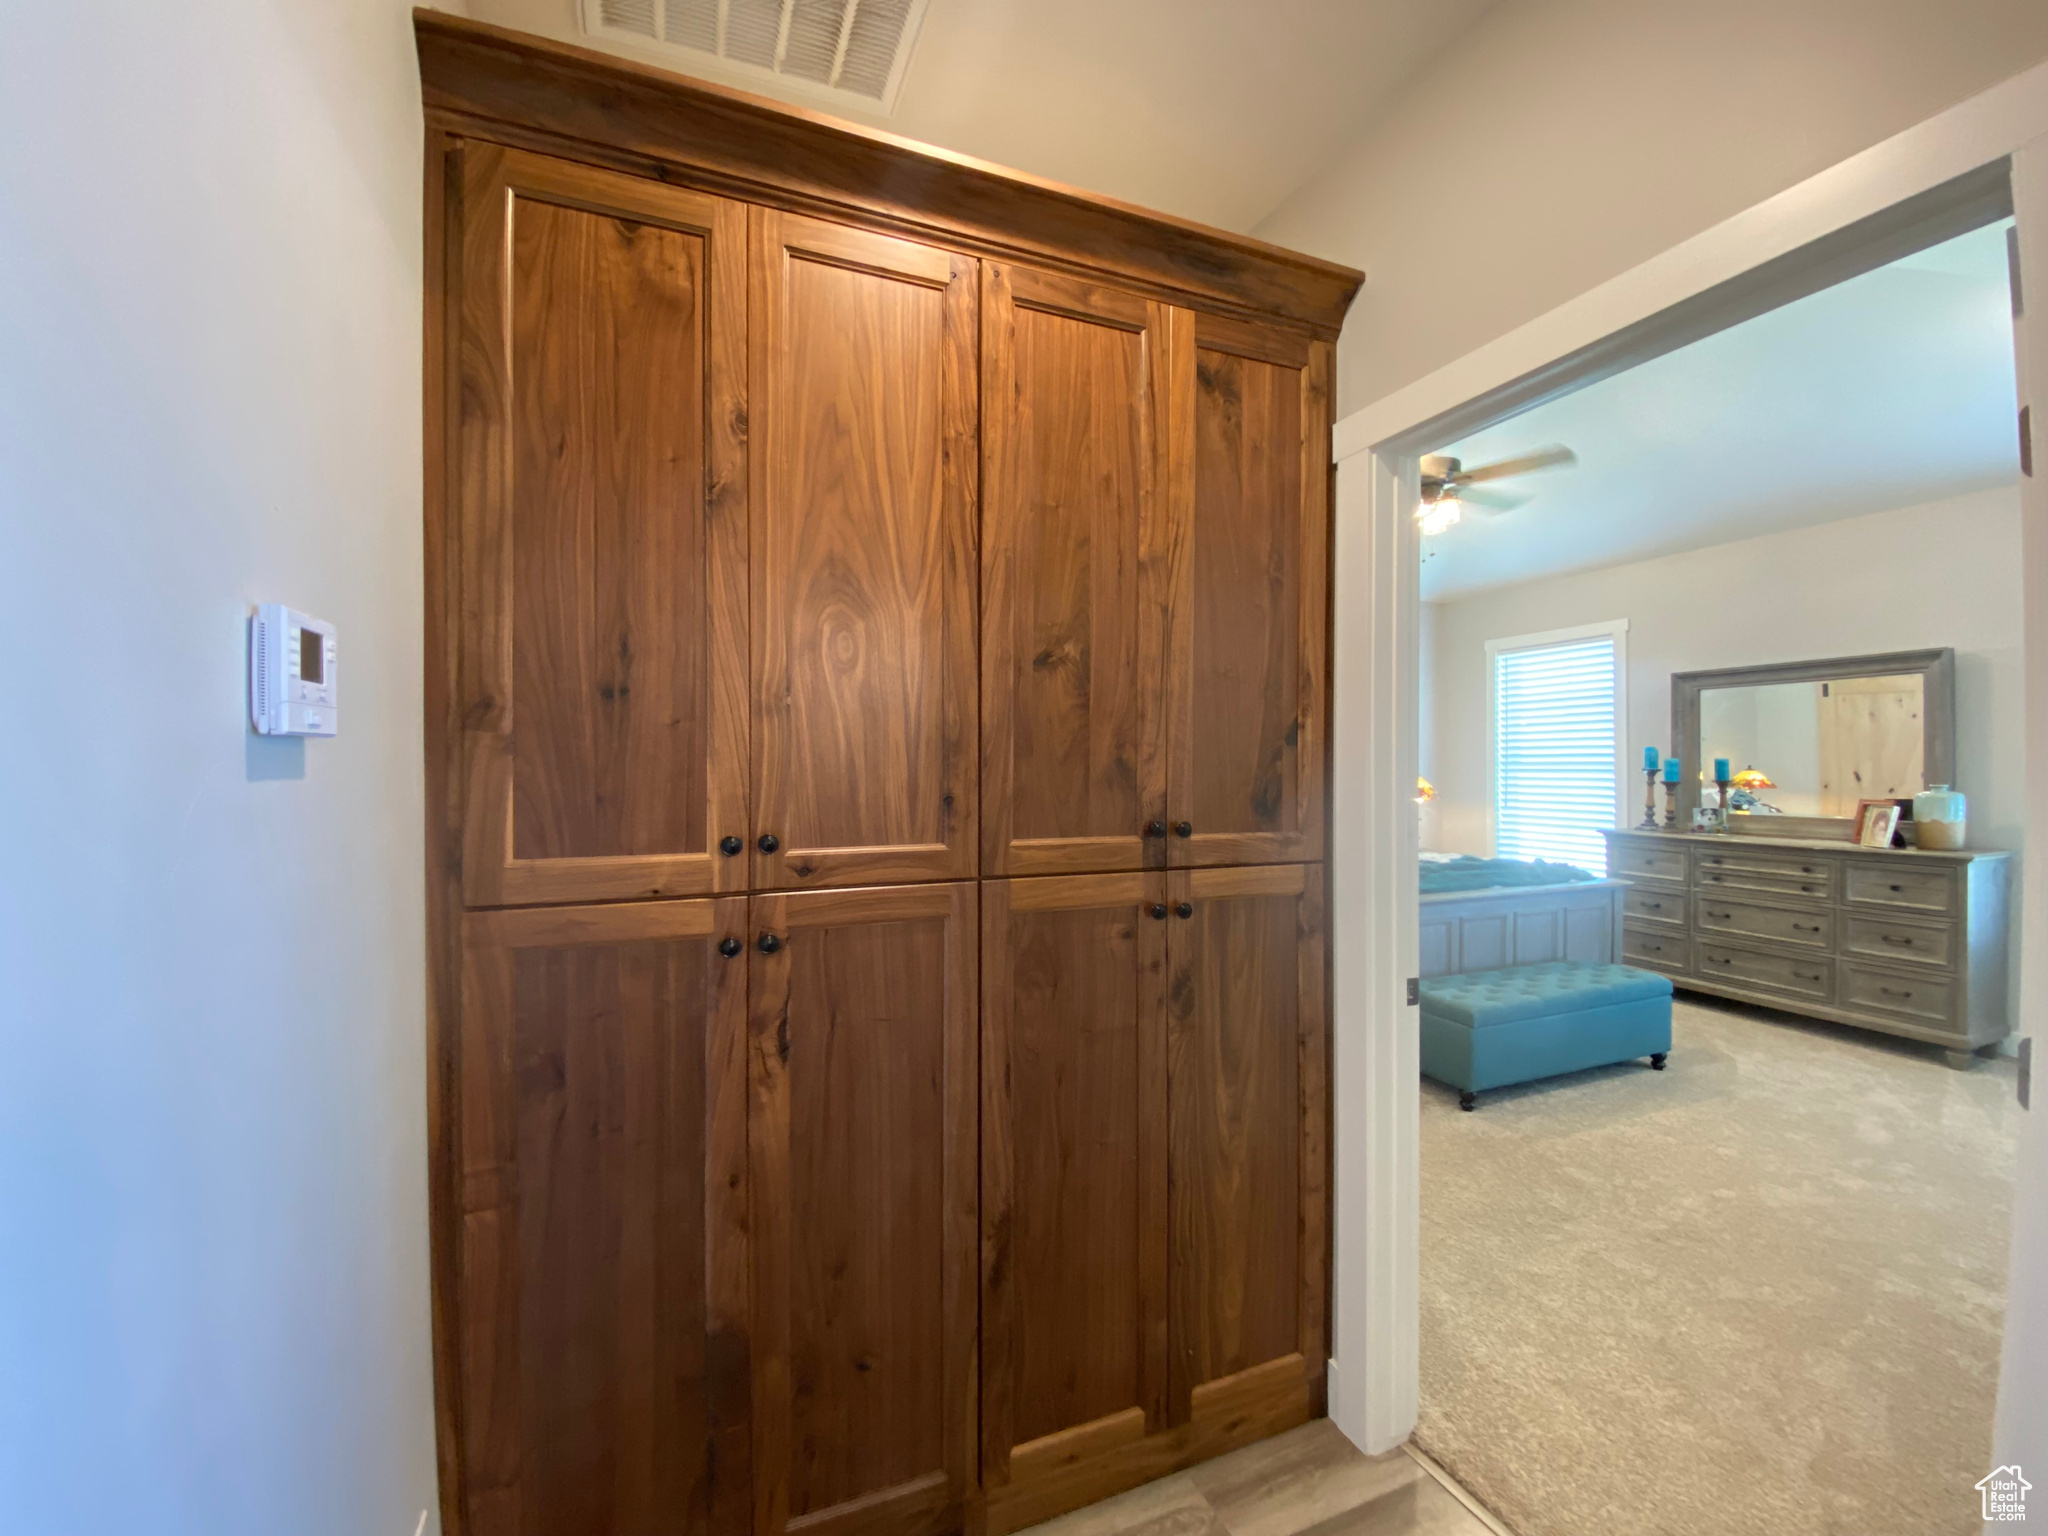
top-left (1854, 800), bottom-right (1901, 849)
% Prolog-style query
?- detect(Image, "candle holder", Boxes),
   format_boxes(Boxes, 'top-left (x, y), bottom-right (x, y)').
top-left (1662, 778), bottom-right (1679, 829)
top-left (1639, 767), bottom-right (1660, 828)
top-left (1714, 775), bottom-right (1733, 833)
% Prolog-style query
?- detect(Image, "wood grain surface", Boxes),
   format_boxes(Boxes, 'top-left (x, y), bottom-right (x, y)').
top-left (981, 267), bottom-right (1172, 877)
top-left (1167, 318), bottom-right (1329, 869)
top-left (750, 210), bottom-right (979, 891)
top-left (455, 895), bottom-right (750, 1536)
top-left (980, 874), bottom-right (1170, 1481)
top-left (457, 146), bottom-right (749, 907)
top-left (747, 882), bottom-right (977, 1536)
top-left (1167, 865), bottom-right (1319, 1418)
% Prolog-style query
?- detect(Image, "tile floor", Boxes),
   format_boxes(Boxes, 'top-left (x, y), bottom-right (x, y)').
top-left (1014, 1422), bottom-right (1502, 1536)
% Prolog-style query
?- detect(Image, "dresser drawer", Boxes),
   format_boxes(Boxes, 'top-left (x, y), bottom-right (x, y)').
top-left (1612, 839), bottom-right (1688, 885)
top-left (1696, 897), bottom-right (1832, 950)
top-left (1839, 963), bottom-right (1959, 1031)
top-left (1623, 925), bottom-right (1690, 975)
top-left (1698, 942), bottom-right (1831, 1002)
top-left (1694, 864), bottom-right (1832, 902)
top-left (1844, 864), bottom-right (1956, 916)
top-left (1694, 846), bottom-right (1833, 897)
top-left (1842, 913), bottom-right (1954, 971)
top-left (1623, 887), bottom-right (1686, 928)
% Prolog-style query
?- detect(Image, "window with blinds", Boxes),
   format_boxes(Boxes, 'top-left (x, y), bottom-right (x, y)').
top-left (1493, 632), bottom-right (1621, 875)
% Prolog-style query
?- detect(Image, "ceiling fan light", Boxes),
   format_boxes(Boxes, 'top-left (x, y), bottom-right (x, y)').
top-left (1416, 495), bottom-right (1462, 537)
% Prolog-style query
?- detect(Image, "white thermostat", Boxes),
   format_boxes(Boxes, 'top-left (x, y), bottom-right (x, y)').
top-left (251, 604), bottom-right (338, 736)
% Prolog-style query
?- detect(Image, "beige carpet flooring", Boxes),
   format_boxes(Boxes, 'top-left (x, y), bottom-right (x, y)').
top-left (1416, 993), bottom-right (2018, 1536)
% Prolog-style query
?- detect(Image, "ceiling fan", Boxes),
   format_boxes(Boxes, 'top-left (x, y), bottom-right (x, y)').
top-left (1417, 446), bottom-right (1577, 536)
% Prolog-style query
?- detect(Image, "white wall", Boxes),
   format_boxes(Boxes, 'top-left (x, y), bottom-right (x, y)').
top-left (1423, 485), bottom-right (2025, 870)
top-left (1255, 0), bottom-right (2048, 416)
top-left (0, 3), bottom-right (446, 1532)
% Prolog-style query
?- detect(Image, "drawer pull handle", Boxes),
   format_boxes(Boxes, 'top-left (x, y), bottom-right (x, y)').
top-left (1881, 935), bottom-right (1914, 946)
top-left (1797, 972), bottom-right (1821, 983)
top-left (1793, 923), bottom-right (1820, 933)
top-left (1881, 986), bottom-right (1912, 999)
top-left (1888, 884), bottom-right (1904, 893)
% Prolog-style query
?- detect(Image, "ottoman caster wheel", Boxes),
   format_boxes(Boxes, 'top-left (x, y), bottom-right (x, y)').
top-left (1650, 1052), bottom-right (1668, 1071)
top-left (1458, 1091), bottom-right (1478, 1112)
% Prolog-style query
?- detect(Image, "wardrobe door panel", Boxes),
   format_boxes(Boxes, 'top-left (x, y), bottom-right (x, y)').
top-left (982, 265), bottom-right (1171, 876)
top-left (751, 212), bottom-right (979, 891)
top-left (981, 874), bottom-right (1169, 1479)
top-left (1167, 315), bottom-right (1329, 867)
top-left (456, 898), bottom-right (750, 1536)
top-left (748, 882), bottom-right (977, 1536)
top-left (1167, 864), bottom-right (1326, 1416)
top-left (457, 146), bottom-right (748, 907)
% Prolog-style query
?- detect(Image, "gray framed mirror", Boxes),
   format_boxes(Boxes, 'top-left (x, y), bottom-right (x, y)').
top-left (1671, 648), bottom-right (1956, 832)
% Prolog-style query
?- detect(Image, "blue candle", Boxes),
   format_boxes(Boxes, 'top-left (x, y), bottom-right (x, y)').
top-left (1643, 746), bottom-right (1660, 773)
top-left (1714, 757), bottom-right (1730, 782)
top-left (1663, 757), bottom-right (1680, 784)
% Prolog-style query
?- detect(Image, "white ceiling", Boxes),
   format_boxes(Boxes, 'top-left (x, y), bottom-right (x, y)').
top-left (465, 0), bottom-right (1501, 231)
top-left (1423, 220), bottom-right (2022, 602)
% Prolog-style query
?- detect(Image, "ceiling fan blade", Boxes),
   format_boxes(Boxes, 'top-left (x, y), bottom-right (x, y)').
top-left (1454, 445), bottom-right (1577, 485)
top-left (1458, 486), bottom-right (1529, 514)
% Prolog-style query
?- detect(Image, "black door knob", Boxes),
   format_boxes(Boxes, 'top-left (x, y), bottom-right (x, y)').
top-left (1144, 820), bottom-right (1166, 838)
top-left (718, 937), bottom-right (742, 958)
top-left (758, 833), bottom-right (780, 854)
top-left (758, 933), bottom-right (782, 954)
top-left (1149, 903), bottom-right (1168, 920)
top-left (1173, 821), bottom-right (1193, 838)
top-left (719, 835), bottom-right (743, 857)
top-left (1174, 901), bottom-right (1193, 919)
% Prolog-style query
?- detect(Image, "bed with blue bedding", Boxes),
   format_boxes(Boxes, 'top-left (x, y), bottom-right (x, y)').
top-left (1419, 855), bottom-right (1598, 896)
top-left (1418, 853), bottom-right (1624, 978)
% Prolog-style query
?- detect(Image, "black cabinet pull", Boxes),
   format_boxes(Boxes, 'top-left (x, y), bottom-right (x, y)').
top-left (1174, 901), bottom-right (1194, 919)
top-left (1144, 820), bottom-right (1167, 838)
top-left (1882, 934), bottom-right (1913, 946)
top-left (1888, 883), bottom-right (1904, 892)
top-left (1149, 903), bottom-right (1168, 920)
top-left (1881, 985), bottom-right (1912, 999)
top-left (1793, 923), bottom-right (1820, 933)
top-left (719, 835), bottom-right (744, 857)
top-left (758, 933), bottom-right (782, 954)
top-left (1173, 821), bottom-right (1193, 839)
top-left (758, 833), bottom-right (780, 854)
top-left (718, 937), bottom-right (742, 958)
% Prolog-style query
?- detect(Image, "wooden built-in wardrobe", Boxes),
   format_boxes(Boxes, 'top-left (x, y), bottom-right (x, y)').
top-left (419, 16), bottom-right (1362, 1536)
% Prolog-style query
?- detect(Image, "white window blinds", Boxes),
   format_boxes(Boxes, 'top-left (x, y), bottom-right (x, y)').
top-left (1493, 634), bottom-right (1620, 875)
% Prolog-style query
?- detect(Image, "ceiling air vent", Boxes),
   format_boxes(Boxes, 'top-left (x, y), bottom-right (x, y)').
top-left (584, 0), bottom-right (932, 114)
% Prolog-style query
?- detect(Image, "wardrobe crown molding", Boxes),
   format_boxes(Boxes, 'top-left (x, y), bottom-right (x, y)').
top-left (413, 8), bottom-right (1364, 338)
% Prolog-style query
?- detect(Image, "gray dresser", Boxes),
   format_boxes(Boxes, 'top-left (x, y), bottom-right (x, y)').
top-left (1602, 829), bottom-right (2012, 1066)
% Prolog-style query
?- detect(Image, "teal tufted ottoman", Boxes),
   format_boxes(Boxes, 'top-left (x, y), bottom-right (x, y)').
top-left (1420, 961), bottom-right (1673, 1110)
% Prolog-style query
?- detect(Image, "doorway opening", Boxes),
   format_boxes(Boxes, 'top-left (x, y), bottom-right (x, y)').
top-left (1406, 211), bottom-right (2025, 1536)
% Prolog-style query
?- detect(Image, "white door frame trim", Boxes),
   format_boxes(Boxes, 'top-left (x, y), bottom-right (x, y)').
top-left (1326, 57), bottom-right (2048, 1455)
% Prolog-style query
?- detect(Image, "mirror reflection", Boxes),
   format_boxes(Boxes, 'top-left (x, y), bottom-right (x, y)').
top-left (1699, 673), bottom-right (1926, 817)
